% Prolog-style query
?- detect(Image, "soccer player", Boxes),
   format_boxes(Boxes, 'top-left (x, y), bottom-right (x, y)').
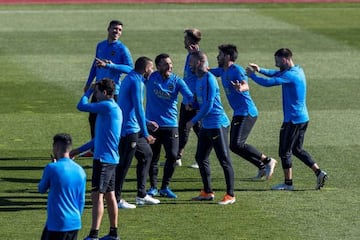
top-left (73, 78), bottom-right (122, 240)
top-left (176, 28), bottom-right (202, 168)
top-left (84, 20), bottom-right (133, 145)
top-left (115, 56), bottom-right (160, 209)
top-left (187, 51), bottom-right (236, 205)
top-left (146, 53), bottom-right (194, 199)
top-left (245, 48), bottom-right (328, 190)
top-left (39, 133), bottom-right (86, 240)
top-left (209, 44), bottom-right (277, 180)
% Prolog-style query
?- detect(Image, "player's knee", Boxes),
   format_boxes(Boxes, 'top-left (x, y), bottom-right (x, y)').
top-left (229, 141), bottom-right (245, 153)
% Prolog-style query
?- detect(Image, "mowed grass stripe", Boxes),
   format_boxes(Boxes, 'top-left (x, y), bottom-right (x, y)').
top-left (0, 108), bottom-right (357, 157)
top-left (0, 3), bottom-right (359, 240)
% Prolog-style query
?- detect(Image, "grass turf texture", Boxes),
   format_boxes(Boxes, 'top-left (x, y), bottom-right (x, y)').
top-left (0, 2), bottom-right (359, 240)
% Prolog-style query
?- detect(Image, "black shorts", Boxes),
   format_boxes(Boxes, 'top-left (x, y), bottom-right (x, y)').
top-left (92, 159), bottom-right (117, 193)
top-left (41, 226), bottom-right (78, 240)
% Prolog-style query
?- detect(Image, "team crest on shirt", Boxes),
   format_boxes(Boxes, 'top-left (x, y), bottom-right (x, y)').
top-left (111, 51), bottom-right (116, 56)
top-left (168, 84), bottom-right (175, 91)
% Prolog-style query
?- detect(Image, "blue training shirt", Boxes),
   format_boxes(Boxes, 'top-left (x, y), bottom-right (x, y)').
top-left (86, 39), bottom-right (133, 95)
top-left (191, 71), bottom-right (230, 129)
top-left (250, 65), bottom-right (309, 124)
top-left (182, 53), bottom-right (198, 96)
top-left (145, 71), bottom-right (193, 127)
top-left (210, 64), bottom-right (258, 117)
top-left (118, 70), bottom-right (149, 137)
top-left (38, 158), bottom-right (86, 232)
top-left (77, 89), bottom-right (122, 164)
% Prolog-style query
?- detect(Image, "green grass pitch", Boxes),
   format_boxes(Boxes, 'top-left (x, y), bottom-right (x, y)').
top-left (0, 2), bottom-right (359, 240)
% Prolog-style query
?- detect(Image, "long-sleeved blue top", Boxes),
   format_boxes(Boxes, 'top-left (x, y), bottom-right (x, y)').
top-left (250, 65), bottom-right (309, 124)
top-left (38, 158), bottom-right (86, 232)
top-left (145, 71), bottom-right (193, 127)
top-left (182, 53), bottom-right (198, 94)
top-left (77, 89), bottom-right (122, 164)
top-left (117, 70), bottom-right (149, 137)
top-left (86, 39), bottom-right (133, 95)
top-left (191, 71), bottom-right (230, 129)
top-left (210, 64), bottom-right (258, 117)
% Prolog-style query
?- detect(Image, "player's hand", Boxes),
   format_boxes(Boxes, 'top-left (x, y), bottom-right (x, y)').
top-left (95, 58), bottom-right (108, 68)
top-left (188, 44), bottom-right (199, 53)
top-left (69, 149), bottom-right (80, 159)
top-left (146, 135), bottom-right (156, 144)
top-left (231, 80), bottom-right (249, 92)
top-left (246, 66), bottom-right (256, 76)
top-left (248, 63), bottom-right (260, 72)
top-left (147, 121), bottom-right (159, 132)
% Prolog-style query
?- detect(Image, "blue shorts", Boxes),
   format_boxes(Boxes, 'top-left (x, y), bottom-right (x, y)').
top-left (92, 159), bottom-right (117, 193)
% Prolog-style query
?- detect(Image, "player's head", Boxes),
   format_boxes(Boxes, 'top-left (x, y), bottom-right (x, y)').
top-left (155, 53), bottom-right (173, 79)
top-left (184, 28), bottom-right (202, 52)
top-left (95, 78), bottom-right (115, 99)
top-left (135, 56), bottom-right (154, 79)
top-left (107, 20), bottom-right (123, 41)
top-left (108, 20), bottom-right (123, 29)
top-left (274, 48), bottom-right (293, 70)
top-left (53, 133), bottom-right (72, 154)
top-left (217, 44), bottom-right (238, 67)
top-left (189, 51), bottom-right (208, 76)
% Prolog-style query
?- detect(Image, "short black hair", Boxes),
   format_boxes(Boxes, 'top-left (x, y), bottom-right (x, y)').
top-left (155, 53), bottom-right (170, 67)
top-left (218, 44), bottom-right (238, 62)
top-left (108, 20), bottom-right (123, 28)
top-left (274, 48), bottom-right (293, 58)
top-left (53, 133), bottom-right (72, 152)
top-left (135, 56), bottom-right (153, 72)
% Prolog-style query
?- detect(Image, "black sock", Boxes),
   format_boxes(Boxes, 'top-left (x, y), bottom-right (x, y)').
top-left (263, 157), bottom-right (271, 164)
top-left (89, 229), bottom-right (99, 238)
top-left (285, 179), bottom-right (293, 186)
top-left (109, 227), bottom-right (118, 237)
top-left (315, 169), bottom-right (321, 176)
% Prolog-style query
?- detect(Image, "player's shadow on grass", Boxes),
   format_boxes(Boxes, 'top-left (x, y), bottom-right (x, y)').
top-left (0, 195), bottom-right (47, 211)
top-left (0, 195), bottom-right (93, 212)
top-left (0, 166), bottom-right (44, 171)
top-left (1, 177), bottom-right (41, 184)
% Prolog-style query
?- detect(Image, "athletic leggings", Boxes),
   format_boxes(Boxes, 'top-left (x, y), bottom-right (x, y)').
top-left (279, 121), bottom-right (315, 169)
top-left (148, 127), bottom-right (179, 189)
top-left (229, 115), bottom-right (265, 169)
top-left (115, 132), bottom-right (153, 200)
top-left (195, 126), bottom-right (235, 196)
top-left (178, 103), bottom-right (201, 157)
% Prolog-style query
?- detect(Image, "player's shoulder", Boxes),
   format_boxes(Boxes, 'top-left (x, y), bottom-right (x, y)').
top-left (171, 73), bottom-right (182, 81)
top-left (207, 71), bottom-right (217, 79)
top-left (97, 39), bottom-right (108, 46)
top-left (231, 63), bottom-right (245, 72)
top-left (113, 40), bottom-right (130, 50)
